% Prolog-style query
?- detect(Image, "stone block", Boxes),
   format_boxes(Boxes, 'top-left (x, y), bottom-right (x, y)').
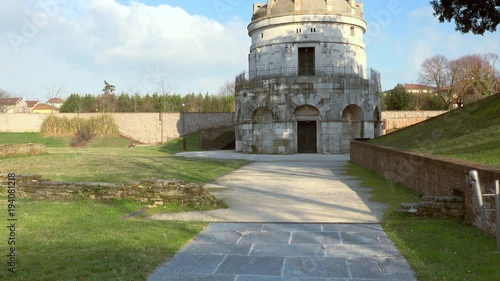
top-left (216, 256), bottom-right (284, 275)
top-left (238, 231), bottom-right (291, 244)
top-left (282, 257), bottom-right (350, 278)
top-left (250, 244), bottom-right (325, 257)
top-left (162, 254), bottom-right (225, 274)
top-left (290, 232), bottom-right (341, 244)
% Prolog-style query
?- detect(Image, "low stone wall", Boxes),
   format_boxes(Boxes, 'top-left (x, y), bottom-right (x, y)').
top-left (350, 141), bottom-right (500, 235)
top-left (398, 196), bottom-right (465, 219)
top-left (0, 175), bottom-right (220, 206)
top-left (381, 111), bottom-right (447, 134)
top-left (0, 144), bottom-right (46, 157)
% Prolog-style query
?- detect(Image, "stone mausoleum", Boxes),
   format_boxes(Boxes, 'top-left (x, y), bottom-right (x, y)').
top-left (235, 0), bottom-right (382, 154)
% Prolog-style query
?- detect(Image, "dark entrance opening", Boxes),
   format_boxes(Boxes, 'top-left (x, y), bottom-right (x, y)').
top-left (298, 47), bottom-right (315, 76)
top-left (297, 121), bottom-right (317, 153)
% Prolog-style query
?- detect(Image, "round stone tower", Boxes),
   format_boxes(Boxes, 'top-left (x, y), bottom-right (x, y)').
top-left (235, 0), bottom-right (382, 154)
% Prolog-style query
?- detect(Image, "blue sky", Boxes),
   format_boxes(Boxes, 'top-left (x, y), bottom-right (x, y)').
top-left (1, 0), bottom-right (498, 101)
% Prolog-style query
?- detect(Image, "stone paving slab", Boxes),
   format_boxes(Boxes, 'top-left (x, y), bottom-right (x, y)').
top-left (148, 223), bottom-right (416, 281)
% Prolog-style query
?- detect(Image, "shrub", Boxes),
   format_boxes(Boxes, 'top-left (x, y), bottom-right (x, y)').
top-left (70, 127), bottom-right (95, 147)
top-left (41, 114), bottom-right (119, 136)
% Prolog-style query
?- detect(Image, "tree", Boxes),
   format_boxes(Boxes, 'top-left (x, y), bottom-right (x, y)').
top-left (60, 94), bottom-right (82, 113)
top-left (157, 79), bottom-right (174, 112)
top-left (0, 88), bottom-right (9, 99)
top-left (216, 80), bottom-right (236, 112)
top-left (449, 54), bottom-right (498, 107)
top-left (82, 94), bottom-right (97, 112)
top-left (419, 53), bottom-right (499, 108)
top-left (418, 55), bottom-right (453, 106)
top-left (97, 81), bottom-right (117, 112)
top-left (431, 0), bottom-right (500, 35)
top-left (409, 93), bottom-right (427, 111)
top-left (116, 93), bottom-right (134, 112)
top-left (0, 88), bottom-right (11, 112)
top-left (102, 80), bottom-right (115, 95)
top-left (385, 84), bottom-right (411, 110)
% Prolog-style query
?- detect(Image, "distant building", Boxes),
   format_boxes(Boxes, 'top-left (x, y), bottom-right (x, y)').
top-left (32, 103), bottom-right (59, 114)
top-left (0, 98), bottom-right (28, 113)
top-left (404, 83), bottom-right (435, 94)
top-left (26, 100), bottom-right (41, 113)
top-left (47, 98), bottom-right (64, 108)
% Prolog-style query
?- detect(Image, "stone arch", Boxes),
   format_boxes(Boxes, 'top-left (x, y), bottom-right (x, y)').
top-left (253, 106), bottom-right (273, 123)
top-left (341, 104), bottom-right (364, 152)
top-left (252, 107), bottom-right (274, 153)
top-left (290, 94), bottom-right (324, 111)
top-left (374, 106), bottom-right (381, 138)
top-left (294, 105), bottom-right (320, 153)
top-left (294, 105), bottom-right (320, 120)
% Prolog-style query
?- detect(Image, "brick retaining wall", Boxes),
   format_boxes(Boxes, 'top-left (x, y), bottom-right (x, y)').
top-left (350, 141), bottom-right (500, 235)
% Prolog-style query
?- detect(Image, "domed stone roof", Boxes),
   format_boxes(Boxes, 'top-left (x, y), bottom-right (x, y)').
top-left (252, 0), bottom-right (356, 21)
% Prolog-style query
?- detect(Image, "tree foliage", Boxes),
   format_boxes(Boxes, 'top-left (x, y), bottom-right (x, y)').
top-left (384, 84), bottom-right (411, 110)
top-left (60, 90), bottom-right (235, 113)
top-left (431, 0), bottom-right (500, 35)
top-left (59, 79), bottom-right (236, 113)
top-left (419, 53), bottom-right (499, 108)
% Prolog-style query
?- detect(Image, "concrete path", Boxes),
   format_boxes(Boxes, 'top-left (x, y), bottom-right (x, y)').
top-left (148, 151), bottom-right (416, 281)
top-left (151, 153), bottom-right (386, 223)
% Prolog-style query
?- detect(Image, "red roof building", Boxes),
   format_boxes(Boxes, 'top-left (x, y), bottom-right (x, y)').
top-left (32, 103), bottom-right (59, 113)
top-left (404, 83), bottom-right (435, 94)
top-left (47, 98), bottom-right (65, 108)
top-left (0, 98), bottom-right (27, 113)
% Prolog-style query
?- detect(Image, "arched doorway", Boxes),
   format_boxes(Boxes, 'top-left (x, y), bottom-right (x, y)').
top-left (252, 107), bottom-right (274, 153)
top-left (374, 106), bottom-right (381, 138)
top-left (294, 105), bottom-right (320, 153)
top-left (341, 104), bottom-right (364, 152)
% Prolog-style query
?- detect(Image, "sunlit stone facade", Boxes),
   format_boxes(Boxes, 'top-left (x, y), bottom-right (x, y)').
top-left (235, 0), bottom-right (382, 154)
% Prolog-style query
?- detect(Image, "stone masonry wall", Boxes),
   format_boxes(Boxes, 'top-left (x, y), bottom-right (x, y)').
top-left (0, 175), bottom-right (221, 206)
top-left (0, 112), bottom-right (234, 144)
top-left (350, 141), bottom-right (500, 236)
top-left (381, 111), bottom-right (447, 134)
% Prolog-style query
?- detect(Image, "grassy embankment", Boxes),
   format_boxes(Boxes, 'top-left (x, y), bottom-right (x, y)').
top-left (0, 132), bottom-right (248, 281)
top-left (371, 94), bottom-right (500, 166)
top-left (348, 94), bottom-right (500, 280)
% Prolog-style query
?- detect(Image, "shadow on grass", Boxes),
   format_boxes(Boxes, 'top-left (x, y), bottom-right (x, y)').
top-left (158, 132), bottom-right (201, 155)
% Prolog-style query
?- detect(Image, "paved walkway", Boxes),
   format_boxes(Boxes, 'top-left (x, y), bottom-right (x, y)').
top-left (148, 152), bottom-right (416, 281)
top-left (151, 153), bottom-right (385, 223)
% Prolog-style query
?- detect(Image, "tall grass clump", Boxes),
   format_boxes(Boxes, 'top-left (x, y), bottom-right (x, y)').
top-left (41, 114), bottom-right (119, 136)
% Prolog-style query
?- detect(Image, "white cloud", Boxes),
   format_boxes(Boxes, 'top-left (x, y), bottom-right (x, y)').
top-left (0, 0), bottom-right (250, 99)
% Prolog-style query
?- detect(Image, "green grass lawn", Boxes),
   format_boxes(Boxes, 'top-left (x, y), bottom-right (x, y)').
top-left (158, 132), bottom-right (202, 154)
top-left (0, 132), bottom-right (247, 183)
top-left (0, 132), bottom-right (249, 280)
top-left (346, 163), bottom-right (500, 281)
top-left (371, 94), bottom-right (500, 166)
top-left (0, 198), bottom-right (207, 281)
top-left (0, 132), bottom-right (71, 147)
